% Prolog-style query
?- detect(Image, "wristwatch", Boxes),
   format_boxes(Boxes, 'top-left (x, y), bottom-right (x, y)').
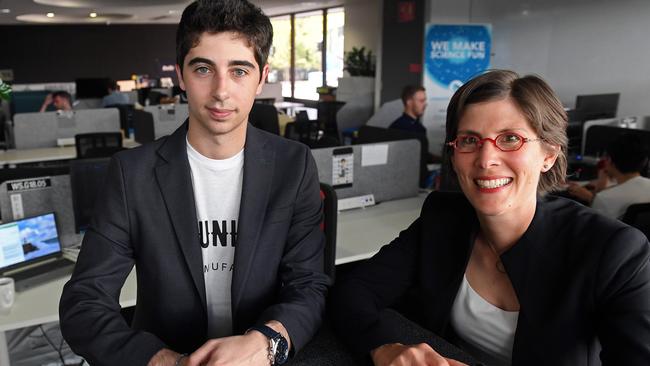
top-left (249, 325), bottom-right (289, 365)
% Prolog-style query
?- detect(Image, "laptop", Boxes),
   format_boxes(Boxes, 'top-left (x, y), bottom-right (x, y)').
top-left (0, 212), bottom-right (75, 292)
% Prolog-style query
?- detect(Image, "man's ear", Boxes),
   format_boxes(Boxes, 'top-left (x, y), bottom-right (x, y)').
top-left (175, 64), bottom-right (186, 91)
top-left (256, 64), bottom-right (270, 95)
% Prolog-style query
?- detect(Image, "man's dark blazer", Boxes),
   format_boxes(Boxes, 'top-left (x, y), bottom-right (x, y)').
top-left (332, 192), bottom-right (650, 365)
top-left (59, 122), bottom-right (330, 366)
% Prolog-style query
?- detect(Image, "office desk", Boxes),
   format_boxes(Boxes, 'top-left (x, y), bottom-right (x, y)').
top-left (0, 193), bottom-right (427, 365)
top-left (335, 193), bottom-right (426, 264)
top-left (0, 270), bottom-right (137, 365)
top-left (0, 139), bottom-right (140, 166)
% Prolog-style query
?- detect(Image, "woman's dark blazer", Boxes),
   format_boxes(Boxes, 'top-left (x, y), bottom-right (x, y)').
top-left (332, 191), bottom-right (650, 365)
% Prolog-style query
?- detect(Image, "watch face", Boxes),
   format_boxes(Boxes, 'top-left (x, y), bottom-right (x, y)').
top-left (274, 335), bottom-right (289, 364)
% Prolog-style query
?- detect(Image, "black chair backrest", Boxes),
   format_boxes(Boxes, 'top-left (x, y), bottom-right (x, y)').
top-left (106, 104), bottom-right (136, 133)
top-left (249, 103), bottom-right (280, 135)
top-left (320, 183), bottom-right (337, 281)
top-left (317, 101), bottom-right (345, 144)
top-left (622, 203), bottom-right (650, 239)
top-left (75, 132), bottom-right (123, 159)
top-left (133, 110), bottom-right (155, 144)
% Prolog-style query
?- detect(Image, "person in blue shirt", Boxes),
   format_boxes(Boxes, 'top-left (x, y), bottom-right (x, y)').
top-left (389, 85), bottom-right (428, 135)
top-left (102, 80), bottom-right (130, 107)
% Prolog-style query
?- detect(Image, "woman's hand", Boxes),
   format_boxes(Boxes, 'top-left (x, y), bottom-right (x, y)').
top-left (371, 343), bottom-right (468, 366)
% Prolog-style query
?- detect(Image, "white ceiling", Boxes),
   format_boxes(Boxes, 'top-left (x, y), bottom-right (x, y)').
top-left (0, 0), bottom-right (344, 25)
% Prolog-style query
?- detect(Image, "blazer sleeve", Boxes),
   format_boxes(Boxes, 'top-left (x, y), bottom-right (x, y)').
top-left (59, 156), bottom-right (166, 366)
top-left (595, 226), bottom-right (650, 364)
top-left (255, 147), bottom-right (331, 353)
top-left (331, 214), bottom-right (422, 357)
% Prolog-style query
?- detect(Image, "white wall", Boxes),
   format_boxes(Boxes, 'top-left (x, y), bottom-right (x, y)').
top-left (427, 0), bottom-right (650, 117)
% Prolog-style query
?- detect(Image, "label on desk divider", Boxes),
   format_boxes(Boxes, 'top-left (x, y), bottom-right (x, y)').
top-left (10, 194), bottom-right (24, 220)
top-left (6, 177), bottom-right (51, 192)
top-left (332, 147), bottom-right (354, 188)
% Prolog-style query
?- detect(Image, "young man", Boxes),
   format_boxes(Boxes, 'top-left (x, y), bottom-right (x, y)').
top-left (101, 80), bottom-right (130, 107)
top-left (59, 1), bottom-right (329, 366)
top-left (567, 133), bottom-right (650, 219)
top-left (39, 90), bottom-right (73, 112)
top-left (388, 85), bottom-right (428, 135)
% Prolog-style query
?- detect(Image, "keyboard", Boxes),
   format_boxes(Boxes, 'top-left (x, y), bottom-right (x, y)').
top-left (10, 258), bottom-right (75, 292)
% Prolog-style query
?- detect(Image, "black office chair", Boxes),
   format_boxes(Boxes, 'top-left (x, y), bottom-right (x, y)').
top-left (249, 103), bottom-right (280, 135)
top-left (317, 101), bottom-right (345, 145)
top-left (622, 203), bottom-right (650, 239)
top-left (319, 183), bottom-right (337, 281)
top-left (106, 104), bottom-right (136, 135)
top-left (133, 109), bottom-right (155, 144)
top-left (75, 132), bottom-right (124, 159)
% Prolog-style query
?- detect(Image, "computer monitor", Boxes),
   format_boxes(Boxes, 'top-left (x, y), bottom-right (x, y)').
top-left (0, 212), bottom-right (62, 273)
top-left (69, 158), bottom-right (111, 233)
top-left (117, 80), bottom-right (137, 92)
top-left (574, 93), bottom-right (620, 121)
top-left (76, 78), bottom-right (111, 99)
top-left (584, 126), bottom-right (650, 158)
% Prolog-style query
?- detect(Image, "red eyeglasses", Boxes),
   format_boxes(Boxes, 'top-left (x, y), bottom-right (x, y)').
top-left (446, 132), bottom-right (544, 153)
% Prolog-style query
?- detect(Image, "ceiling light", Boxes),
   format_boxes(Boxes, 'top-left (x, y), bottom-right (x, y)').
top-left (89, 12), bottom-right (97, 18)
top-left (1, 9), bottom-right (10, 14)
top-left (46, 12), bottom-right (55, 18)
top-left (168, 10), bottom-right (178, 14)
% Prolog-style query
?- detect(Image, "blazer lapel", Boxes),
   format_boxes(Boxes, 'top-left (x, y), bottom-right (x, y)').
top-left (154, 121), bottom-right (206, 311)
top-left (232, 126), bottom-right (275, 312)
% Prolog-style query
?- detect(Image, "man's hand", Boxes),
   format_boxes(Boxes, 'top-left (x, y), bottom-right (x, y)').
top-left (186, 331), bottom-right (270, 366)
top-left (39, 93), bottom-right (53, 112)
top-left (147, 348), bottom-right (187, 366)
top-left (566, 182), bottom-right (595, 204)
top-left (371, 343), bottom-right (468, 366)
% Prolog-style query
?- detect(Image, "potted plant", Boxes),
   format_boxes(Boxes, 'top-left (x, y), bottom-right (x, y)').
top-left (343, 46), bottom-right (376, 77)
top-left (0, 78), bottom-right (10, 101)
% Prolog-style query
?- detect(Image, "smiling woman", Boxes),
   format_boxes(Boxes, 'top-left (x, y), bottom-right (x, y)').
top-left (332, 69), bottom-right (650, 366)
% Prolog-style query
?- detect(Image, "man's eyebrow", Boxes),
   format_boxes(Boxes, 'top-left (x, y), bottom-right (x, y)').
top-left (229, 60), bottom-right (256, 69)
top-left (187, 57), bottom-right (215, 67)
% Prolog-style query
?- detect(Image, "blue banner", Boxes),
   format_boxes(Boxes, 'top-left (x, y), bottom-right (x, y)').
top-left (422, 24), bottom-right (491, 152)
top-left (425, 24), bottom-right (491, 90)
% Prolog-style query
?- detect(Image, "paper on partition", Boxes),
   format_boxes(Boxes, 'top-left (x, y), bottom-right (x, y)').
top-left (361, 144), bottom-right (389, 166)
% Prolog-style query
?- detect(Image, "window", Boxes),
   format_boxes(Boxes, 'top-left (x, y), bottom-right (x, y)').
top-left (269, 7), bottom-right (345, 101)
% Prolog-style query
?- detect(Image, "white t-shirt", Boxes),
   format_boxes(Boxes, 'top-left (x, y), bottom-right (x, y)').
top-left (592, 176), bottom-right (650, 219)
top-left (187, 139), bottom-right (244, 338)
top-left (450, 275), bottom-right (519, 366)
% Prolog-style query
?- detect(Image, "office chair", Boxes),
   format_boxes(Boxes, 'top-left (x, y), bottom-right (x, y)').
top-left (249, 102), bottom-right (280, 135)
top-left (317, 101), bottom-right (346, 144)
top-left (622, 203), bottom-right (650, 239)
top-left (106, 103), bottom-right (136, 135)
top-left (132, 109), bottom-right (155, 144)
top-left (319, 183), bottom-right (337, 281)
top-left (75, 132), bottom-right (124, 159)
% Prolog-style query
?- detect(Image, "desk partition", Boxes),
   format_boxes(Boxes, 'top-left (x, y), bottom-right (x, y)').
top-left (13, 109), bottom-right (120, 149)
top-left (311, 140), bottom-right (420, 203)
top-left (144, 104), bottom-right (188, 139)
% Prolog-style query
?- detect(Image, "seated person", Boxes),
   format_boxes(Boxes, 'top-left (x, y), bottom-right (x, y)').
top-left (102, 80), bottom-right (130, 107)
top-left (567, 133), bottom-right (650, 219)
top-left (390, 85), bottom-right (438, 164)
top-left (39, 90), bottom-right (73, 112)
top-left (332, 70), bottom-right (650, 366)
top-left (389, 85), bottom-right (428, 135)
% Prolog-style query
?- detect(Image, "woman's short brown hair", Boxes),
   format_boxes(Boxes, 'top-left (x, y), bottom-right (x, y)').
top-left (443, 69), bottom-right (568, 194)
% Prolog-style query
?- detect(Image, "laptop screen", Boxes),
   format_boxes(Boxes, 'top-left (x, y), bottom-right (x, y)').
top-left (0, 213), bottom-right (62, 272)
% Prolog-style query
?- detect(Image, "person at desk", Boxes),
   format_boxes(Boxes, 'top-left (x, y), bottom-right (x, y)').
top-left (59, 1), bottom-right (329, 366)
top-left (39, 90), bottom-right (73, 112)
top-left (332, 70), bottom-right (650, 366)
top-left (102, 79), bottom-right (130, 107)
top-left (567, 133), bottom-right (650, 219)
top-left (390, 85), bottom-right (428, 134)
